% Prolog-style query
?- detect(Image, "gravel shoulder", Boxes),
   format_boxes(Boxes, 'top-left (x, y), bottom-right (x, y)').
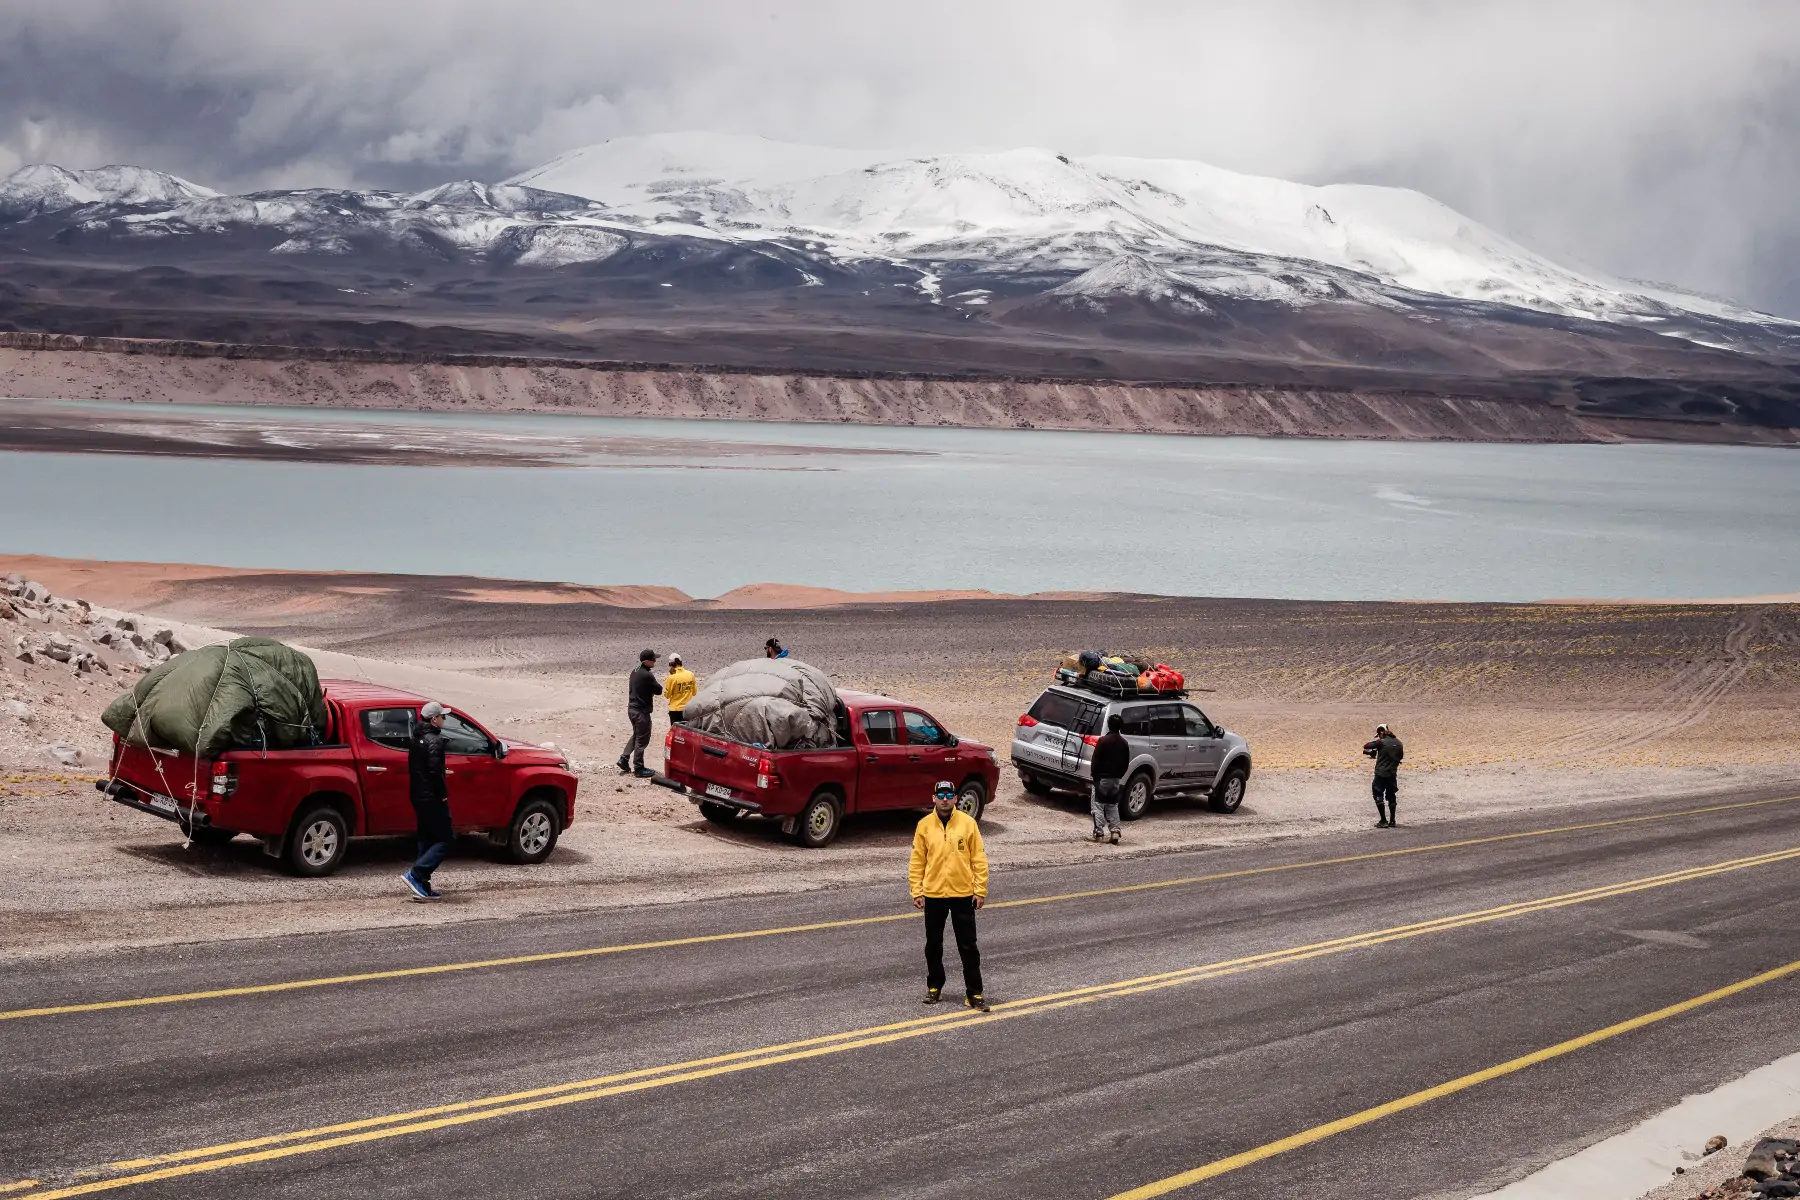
top-left (3, 562), bottom-right (1797, 964)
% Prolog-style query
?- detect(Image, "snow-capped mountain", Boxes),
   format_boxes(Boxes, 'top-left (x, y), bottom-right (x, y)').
top-left (0, 164), bottom-right (215, 221)
top-left (2, 133), bottom-right (1796, 397)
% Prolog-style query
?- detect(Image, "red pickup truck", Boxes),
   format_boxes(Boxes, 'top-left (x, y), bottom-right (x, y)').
top-left (657, 689), bottom-right (1000, 847)
top-left (98, 680), bottom-right (579, 876)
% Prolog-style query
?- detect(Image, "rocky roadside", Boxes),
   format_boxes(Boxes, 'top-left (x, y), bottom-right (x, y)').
top-left (2, 572), bottom-right (186, 773)
top-left (1640, 1123), bottom-right (1800, 1200)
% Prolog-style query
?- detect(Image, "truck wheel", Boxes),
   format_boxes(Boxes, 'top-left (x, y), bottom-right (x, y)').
top-left (1020, 773), bottom-right (1052, 797)
top-left (285, 805), bottom-right (348, 876)
top-left (955, 780), bottom-right (987, 822)
top-left (698, 800), bottom-right (740, 826)
top-left (791, 793), bottom-right (841, 848)
top-left (1208, 766), bottom-right (1248, 814)
top-left (507, 797), bottom-right (562, 865)
top-left (1121, 770), bottom-right (1154, 821)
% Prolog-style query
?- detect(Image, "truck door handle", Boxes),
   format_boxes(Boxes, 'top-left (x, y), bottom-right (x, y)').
top-left (866, 755), bottom-right (878, 763)
top-left (444, 769), bottom-right (454, 775)
top-left (908, 755), bottom-right (921, 761)
top-left (365, 765), bottom-right (387, 773)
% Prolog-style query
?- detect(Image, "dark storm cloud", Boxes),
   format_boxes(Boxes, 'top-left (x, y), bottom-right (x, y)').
top-left (3, 0), bottom-right (1799, 314)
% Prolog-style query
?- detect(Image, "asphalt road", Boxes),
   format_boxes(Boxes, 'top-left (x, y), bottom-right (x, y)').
top-left (8, 784), bottom-right (1800, 1200)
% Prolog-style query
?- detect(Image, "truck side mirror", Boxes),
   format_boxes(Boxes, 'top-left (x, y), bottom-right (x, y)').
top-left (492, 740), bottom-right (508, 760)
top-left (946, 735), bottom-right (959, 748)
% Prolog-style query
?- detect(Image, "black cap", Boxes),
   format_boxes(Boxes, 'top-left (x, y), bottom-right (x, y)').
top-left (765, 638), bottom-right (781, 650)
top-left (1108, 713), bottom-right (1124, 731)
top-left (640, 648), bottom-right (658, 662)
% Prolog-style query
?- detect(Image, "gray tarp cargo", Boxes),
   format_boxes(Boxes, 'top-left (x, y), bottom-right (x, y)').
top-left (681, 658), bottom-right (841, 749)
top-left (102, 637), bottom-right (328, 759)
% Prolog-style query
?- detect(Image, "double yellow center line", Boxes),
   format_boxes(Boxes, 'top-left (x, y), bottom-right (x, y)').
top-left (6, 793), bottom-right (1796, 1025)
top-left (14, 842), bottom-right (1800, 1199)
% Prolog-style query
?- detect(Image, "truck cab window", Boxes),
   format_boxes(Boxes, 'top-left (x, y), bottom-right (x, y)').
top-left (903, 710), bottom-right (947, 746)
top-left (440, 713), bottom-right (491, 756)
top-left (1182, 706), bottom-right (1214, 738)
top-left (362, 708), bottom-right (414, 751)
top-left (1148, 704), bottom-right (1188, 737)
top-left (1117, 705), bottom-right (1154, 737)
top-left (861, 710), bottom-right (902, 745)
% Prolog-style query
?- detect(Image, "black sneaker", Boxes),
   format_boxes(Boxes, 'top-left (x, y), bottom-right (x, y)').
top-left (923, 987), bottom-right (942, 1004)
top-left (965, 994), bottom-right (990, 1012)
top-left (617, 759), bottom-right (632, 775)
top-left (634, 767), bottom-right (656, 779)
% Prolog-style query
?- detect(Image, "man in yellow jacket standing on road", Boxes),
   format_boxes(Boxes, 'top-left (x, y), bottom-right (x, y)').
top-left (910, 780), bottom-right (990, 1011)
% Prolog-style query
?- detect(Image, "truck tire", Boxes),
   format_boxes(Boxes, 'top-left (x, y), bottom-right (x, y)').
top-left (1208, 765), bottom-right (1248, 814)
top-left (285, 804), bottom-right (348, 876)
top-left (1020, 773), bottom-right (1052, 797)
top-left (507, 797), bottom-right (562, 864)
top-left (791, 792), bottom-right (842, 848)
top-left (1121, 770), bottom-right (1154, 821)
top-left (955, 780), bottom-right (987, 822)
top-left (698, 800), bottom-right (740, 826)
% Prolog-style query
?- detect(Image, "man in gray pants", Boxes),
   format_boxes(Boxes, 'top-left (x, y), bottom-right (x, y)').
top-left (1363, 723), bottom-right (1405, 827)
top-left (617, 648), bottom-right (662, 779)
top-left (1088, 713), bottom-right (1130, 845)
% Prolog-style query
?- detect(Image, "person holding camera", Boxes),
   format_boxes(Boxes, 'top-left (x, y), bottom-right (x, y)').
top-left (1363, 723), bottom-right (1405, 828)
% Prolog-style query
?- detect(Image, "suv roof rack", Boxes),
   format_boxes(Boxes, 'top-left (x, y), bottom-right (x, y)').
top-left (1054, 667), bottom-right (1188, 701)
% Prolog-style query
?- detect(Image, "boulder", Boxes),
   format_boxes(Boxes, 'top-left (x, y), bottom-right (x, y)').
top-left (4, 699), bottom-right (31, 722)
top-left (89, 624), bottom-right (116, 646)
top-left (20, 581), bottom-right (51, 604)
top-left (40, 743), bottom-right (82, 768)
top-left (13, 648), bottom-right (34, 665)
top-left (116, 616), bottom-right (138, 633)
top-left (1744, 1139), bottom-right (1799, 1181)
top-left (152, 629), bottom-right (185, 653)
top-left (1706, 1136), bottom-right (1729, 1156)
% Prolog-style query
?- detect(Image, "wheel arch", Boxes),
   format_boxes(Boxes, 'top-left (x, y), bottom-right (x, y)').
top-left (292, 790), bottom-right (358, 835)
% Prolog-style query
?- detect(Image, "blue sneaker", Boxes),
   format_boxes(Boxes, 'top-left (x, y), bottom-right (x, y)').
top-left (401, 871), bottom-right (430, 901)
top-left (634, 767), bottom-right (656, 779)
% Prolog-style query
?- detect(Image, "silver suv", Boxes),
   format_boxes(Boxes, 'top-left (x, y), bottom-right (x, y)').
top-left (1010, 685), bottom-right (1252, 819)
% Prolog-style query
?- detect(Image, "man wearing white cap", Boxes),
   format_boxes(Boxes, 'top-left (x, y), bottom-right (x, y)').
top-left (403, 700), bottom-right (453, 899)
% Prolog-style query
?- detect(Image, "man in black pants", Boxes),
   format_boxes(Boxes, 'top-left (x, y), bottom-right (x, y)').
top-left (1363, 723), bottom-right (1405, 828)
top-left (618, 649), bottom-right (662, 779)
top-left (1089, 712), bottom-right (1130, 844)
top-left (402, 700), bottom-right (452, 901)
top-left (909, 781), bottom-right (991, 1011)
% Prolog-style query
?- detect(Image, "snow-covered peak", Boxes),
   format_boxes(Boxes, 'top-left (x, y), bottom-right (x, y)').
top-left (0, 164), bottom-right (216, 219)
top-left (1046, 253), bottom-right (1209, 311)
top-left (404, 180), bottom-right (594, 215)
top-left (499, 135), bottom-right (1788, 331)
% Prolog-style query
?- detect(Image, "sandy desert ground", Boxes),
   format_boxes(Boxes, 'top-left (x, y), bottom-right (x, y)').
top-left (3, 553), bottom-right (1797, 964)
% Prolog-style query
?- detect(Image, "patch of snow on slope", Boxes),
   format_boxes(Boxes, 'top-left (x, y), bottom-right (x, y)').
top-left (1047, 254), bottom-right (1210, 312)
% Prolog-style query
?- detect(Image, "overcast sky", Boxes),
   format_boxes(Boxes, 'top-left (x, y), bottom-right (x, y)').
top-left (2, 0), bottom-right (1797, 314)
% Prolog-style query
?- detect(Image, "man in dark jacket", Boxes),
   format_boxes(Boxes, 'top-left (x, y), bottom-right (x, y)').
top-left (1089, 712), bottom-right (1130, 844)
top-left (618, 649), bottom-right (662, 779)
top-left (402, 700), bottom-right (453, 900)
top-left (1363, 723), bottom-right (1405, 828)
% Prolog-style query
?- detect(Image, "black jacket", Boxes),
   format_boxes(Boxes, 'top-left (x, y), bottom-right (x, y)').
top-left (1363, 734), bottom-right (1404, 779)
top-left (409, 722), bottom-right (449, 804)
top-left (628, 663), bottom-right (664, 715)
top-left (1091, 730), bottom-right (1131, 782)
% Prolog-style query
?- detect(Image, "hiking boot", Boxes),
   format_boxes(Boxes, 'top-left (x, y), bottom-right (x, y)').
top-left (1089, 831), bottom-right (1106, 843)
top-left (1375, 819), bottom-right (1389, 828)
top-left (965, 994), bottom-right (991, 1013)
top-left (1108, 831), bottom-right (1121, 845)
top-left (923, 987), bottom-right (942, 1004)
top-left (401, 871), bottom-right (430, 901)
top-left (634, 767), bottom-right (656, 779)
top-left (617, 758), bottom-right (632, 775)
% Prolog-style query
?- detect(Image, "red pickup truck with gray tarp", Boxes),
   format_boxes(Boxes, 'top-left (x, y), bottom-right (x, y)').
top-left (656, 658), bottom-right (999, 847)
top-left (99, 646), bottom-right (577, 876)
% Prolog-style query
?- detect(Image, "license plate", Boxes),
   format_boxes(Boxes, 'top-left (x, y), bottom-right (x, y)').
top-left (144, 793), bottom-right (178, 815)
top-left (704, 783), bottom-right (734, 800)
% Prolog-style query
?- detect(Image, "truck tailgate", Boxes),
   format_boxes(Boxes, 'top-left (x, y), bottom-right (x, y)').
top-left (667, 726), bottom-right (770, 801)
top-left (110, 740), bottom-right (207, 809)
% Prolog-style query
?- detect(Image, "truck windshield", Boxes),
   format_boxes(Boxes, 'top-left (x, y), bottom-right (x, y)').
top-left (1028, 691), bottom-right (1102, 734)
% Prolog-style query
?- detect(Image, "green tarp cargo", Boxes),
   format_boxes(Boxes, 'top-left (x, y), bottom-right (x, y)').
top-left (101, 637), bottom-right (328, 759)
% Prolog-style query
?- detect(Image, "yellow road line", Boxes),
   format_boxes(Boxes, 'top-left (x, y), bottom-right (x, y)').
top-left (0, 1185), bottom-right (41, 1195)
top-left (6, 792), bottom-right (1795, 1024)
top-left (16, 842), bottom-right (1800, 1199)
top-left (1106, 956), bottom-right (1800, 1198)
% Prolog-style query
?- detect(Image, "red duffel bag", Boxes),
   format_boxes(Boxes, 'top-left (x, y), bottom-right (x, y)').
top-left (1139, 664), bottom-right (1186, 692)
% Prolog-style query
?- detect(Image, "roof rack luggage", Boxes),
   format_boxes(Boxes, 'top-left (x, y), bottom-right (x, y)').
top-left (1055, 666), bottom-right (1188, 700)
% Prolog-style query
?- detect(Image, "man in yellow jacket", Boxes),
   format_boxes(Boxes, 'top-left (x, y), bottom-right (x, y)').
top-left (664, 653), bottom-right (697, 724)
top-left (910, 780), bottom-right (990, 1011)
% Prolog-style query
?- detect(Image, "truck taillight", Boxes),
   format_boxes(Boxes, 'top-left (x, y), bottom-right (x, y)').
top-left (756, 754), bottom-right (779, 790)
top-left (1017, 714), bottom-right (1038, 727)
top-left (664, 729), bottom-right (674, 749)
top-left (209, 761), bottom-right (238, 797)
top-left (1081, 735), bottom-right (1099, 747)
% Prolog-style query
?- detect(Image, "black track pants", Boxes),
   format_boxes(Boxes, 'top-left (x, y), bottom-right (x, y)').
top-left (923, 895), bottom-right (983, 996)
